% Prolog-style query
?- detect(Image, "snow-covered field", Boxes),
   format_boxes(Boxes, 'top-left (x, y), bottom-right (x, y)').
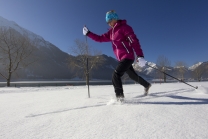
top-left (1, 82), bottom-right (208, 139)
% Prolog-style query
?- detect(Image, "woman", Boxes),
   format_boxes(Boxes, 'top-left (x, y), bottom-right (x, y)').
top-left (83, 10), bottom-right (151, 101)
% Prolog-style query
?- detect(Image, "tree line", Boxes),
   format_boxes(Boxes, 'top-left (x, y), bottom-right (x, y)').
top-left (135, 55), bottom-right (208, 82)
top-left (0, 27), bottom-right (104, 86)
top-left (0, 27), bottom-right (207, 87)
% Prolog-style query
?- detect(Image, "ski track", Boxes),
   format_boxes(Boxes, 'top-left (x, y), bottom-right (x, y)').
top-left (0, 82), bottom-right (208, 139)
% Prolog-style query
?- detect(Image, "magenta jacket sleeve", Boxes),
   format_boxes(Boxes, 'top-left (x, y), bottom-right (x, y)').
top-left (87, 31), bottom-right (111, 42)
top-left (122, 25), bottom-right (144, 57)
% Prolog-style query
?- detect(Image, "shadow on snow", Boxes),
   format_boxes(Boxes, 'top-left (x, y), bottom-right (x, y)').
top-left (127, 88), bottom-right (208, 105)
top-left (26, 88), bottom-right (208, 118)
top-left (26, 104), bottom-right (105, 118)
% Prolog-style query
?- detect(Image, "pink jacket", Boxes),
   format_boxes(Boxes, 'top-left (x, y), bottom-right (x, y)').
top-left (87, 20), bottom-right (144, 61)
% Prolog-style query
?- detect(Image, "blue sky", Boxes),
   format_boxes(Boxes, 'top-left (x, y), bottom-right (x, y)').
top-left (0, 0), bottom-right (207, 66)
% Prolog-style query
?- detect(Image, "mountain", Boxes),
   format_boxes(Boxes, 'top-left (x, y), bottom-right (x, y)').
top-left (0, 16), bottom-right (119, 81)
top-left (0, 16), bottom-right (207, 81)
top-left (188, 62), bottom-right (203, 71)
top-left (90, 54), bottom-right (118, 80)
top-left (0, 16), bottom-right (73, 80)
top-left (135, 61), bottom-right (208, 81)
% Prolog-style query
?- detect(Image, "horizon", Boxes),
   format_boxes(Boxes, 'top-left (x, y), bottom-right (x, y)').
top-left (0, 0), bottom-right (208, 66)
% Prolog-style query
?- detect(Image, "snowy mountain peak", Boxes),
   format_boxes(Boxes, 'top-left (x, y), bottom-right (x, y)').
top-left (147, 62), bottom-right (157, 67)
top-left (0, 16), bottom-right (30, 35)
top-left (0, 16), bottom-right (50, 48)
top-left (143, 62), bottom-right (157, 75)
top-left (0, 16), bottom-right (17, 27)
top-left (188, 62), bottom-right (203, 70)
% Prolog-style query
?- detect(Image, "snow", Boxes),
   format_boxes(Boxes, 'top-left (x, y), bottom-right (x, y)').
top-left (144, 62), bottom-right (156, 74)
top-left (1, 82), bottom-right (208, 138)
top-left (188, 62), bottom-right (203, 70)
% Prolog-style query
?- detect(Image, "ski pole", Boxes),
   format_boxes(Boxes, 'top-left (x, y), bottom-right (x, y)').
top-left (146, 63), bottom-right (198, 89)
top-left (84, 25), bottom-right (90, 98)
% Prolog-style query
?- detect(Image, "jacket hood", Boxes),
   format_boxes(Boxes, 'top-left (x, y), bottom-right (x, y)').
top-left (114, 20), bottom-right (127, 27)
top-left (118, 19), bottom-right (127, 25)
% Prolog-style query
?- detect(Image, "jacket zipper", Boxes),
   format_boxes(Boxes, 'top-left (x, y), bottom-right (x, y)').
top-left (112, 23), bottom-right (120, 60)
top-left (121, 42), bottom-right (129, 53)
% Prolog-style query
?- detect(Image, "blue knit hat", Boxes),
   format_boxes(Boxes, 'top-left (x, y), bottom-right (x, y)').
top-left (106, 10), bottom-right (119, 23)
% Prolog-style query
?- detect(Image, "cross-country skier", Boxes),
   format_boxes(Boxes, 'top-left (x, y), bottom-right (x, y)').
top-left (83, 10), bottom-right (151, 101)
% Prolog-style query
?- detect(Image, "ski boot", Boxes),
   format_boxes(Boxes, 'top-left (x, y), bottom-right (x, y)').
top-left (144, 84), bottom-right (151, 96)
top-left (116, 93), bottom-right (125, 102)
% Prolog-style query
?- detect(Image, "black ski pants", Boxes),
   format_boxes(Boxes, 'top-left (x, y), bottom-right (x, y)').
top-left (112, 59), bottom-right (150, 97)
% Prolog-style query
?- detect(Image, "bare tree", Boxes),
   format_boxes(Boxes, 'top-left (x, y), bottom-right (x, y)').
top-left (68, 39), bottom-right (105, 83)
top-left (156, 55), bottom-right (171, 82)
top-left (0, 27), bottom-right (37, 86)
top-left (175, 61), bottom-right (188, 81)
